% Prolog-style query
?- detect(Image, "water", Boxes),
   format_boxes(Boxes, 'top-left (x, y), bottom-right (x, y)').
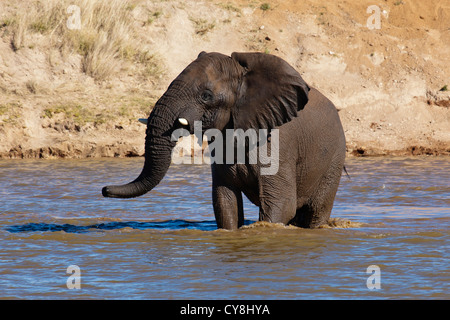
top-left (0, 157), bottom-right (448, 299)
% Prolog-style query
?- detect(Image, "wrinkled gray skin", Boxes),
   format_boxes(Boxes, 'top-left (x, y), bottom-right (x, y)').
top-left (102, 52), bottom-right (346, 230)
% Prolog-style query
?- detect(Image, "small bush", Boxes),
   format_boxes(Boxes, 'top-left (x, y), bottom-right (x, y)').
top-left (190, 17), bottom-right (216, 36)
top-left (260, 3), bottom-right (271, 11)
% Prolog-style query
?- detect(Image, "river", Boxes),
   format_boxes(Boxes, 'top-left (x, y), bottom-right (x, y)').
top-left (0, 156), bottom-right (448, 299)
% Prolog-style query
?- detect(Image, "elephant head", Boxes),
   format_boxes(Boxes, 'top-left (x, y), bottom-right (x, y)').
top-left (102, 51), bottom-right (310, 198)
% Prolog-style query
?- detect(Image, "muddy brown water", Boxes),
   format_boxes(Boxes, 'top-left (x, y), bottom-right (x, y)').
top-left (0, 157), bottom-right (448, 299)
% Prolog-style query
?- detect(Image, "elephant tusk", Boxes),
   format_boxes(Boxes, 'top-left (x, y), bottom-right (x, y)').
top-left (178, 118), bottom-right (189, 126)
top-left (138, 118), bottom-right (148, 125)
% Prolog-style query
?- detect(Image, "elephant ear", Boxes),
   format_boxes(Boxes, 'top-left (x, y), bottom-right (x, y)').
top-left (231, 52), bottom-right (310, 131)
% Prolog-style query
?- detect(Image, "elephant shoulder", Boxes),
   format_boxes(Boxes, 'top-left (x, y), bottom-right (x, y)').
top-left (304, 87), bottom-right (339, 114)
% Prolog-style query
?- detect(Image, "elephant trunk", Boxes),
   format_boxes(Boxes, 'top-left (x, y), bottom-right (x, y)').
top-left (102, 99), bottom-right (178, 198)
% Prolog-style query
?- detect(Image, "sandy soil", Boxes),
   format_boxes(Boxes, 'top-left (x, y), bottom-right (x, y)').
top-left (0, 0), bottom-right (449, 159)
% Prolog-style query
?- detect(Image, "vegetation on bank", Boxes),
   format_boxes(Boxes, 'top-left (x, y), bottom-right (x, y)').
top-left (1, 0), bottom-right (161, 81)
top-left (41, 94), bottom-right (158, 127)
top-left (0, 0), bottom-right (166, 133)
top-left (0, 0), bottom-right (275, 130)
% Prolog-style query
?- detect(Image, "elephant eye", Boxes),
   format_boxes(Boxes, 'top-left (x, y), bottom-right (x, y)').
top-left (201, 90), bottom-right (213, 102)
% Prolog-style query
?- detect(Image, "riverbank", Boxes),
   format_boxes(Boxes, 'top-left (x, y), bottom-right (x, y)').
top-left (1, 0), bottom-right (449, 159)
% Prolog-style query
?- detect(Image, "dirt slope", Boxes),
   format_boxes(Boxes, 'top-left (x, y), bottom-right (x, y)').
top-left (0, 0), bottom-right (449, 159)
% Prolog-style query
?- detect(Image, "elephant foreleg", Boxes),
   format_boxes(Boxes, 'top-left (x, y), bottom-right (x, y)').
top-left (212, 182), bottom-right (244, 230)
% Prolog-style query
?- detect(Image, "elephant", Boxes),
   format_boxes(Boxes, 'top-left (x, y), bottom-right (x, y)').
top-left (102, 51), bottom-right (346, 230)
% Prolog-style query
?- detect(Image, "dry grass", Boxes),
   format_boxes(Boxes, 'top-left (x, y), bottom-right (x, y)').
top-left (9, 13), bottom-right (28, 51)
top-left (190, 17), bottom-right (216, 36)
top-left (0, 102), bottom-right (22, 125)
top-left (2, 0), bottom-right (161, 81)
top-left (42, 102), bottom-right (112, 126)
top-left (40, 91), bottom-right (158, 127)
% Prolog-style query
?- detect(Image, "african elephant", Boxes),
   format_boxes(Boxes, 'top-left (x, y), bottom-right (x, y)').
top-left (102, 51), bottom-right (346, 230)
